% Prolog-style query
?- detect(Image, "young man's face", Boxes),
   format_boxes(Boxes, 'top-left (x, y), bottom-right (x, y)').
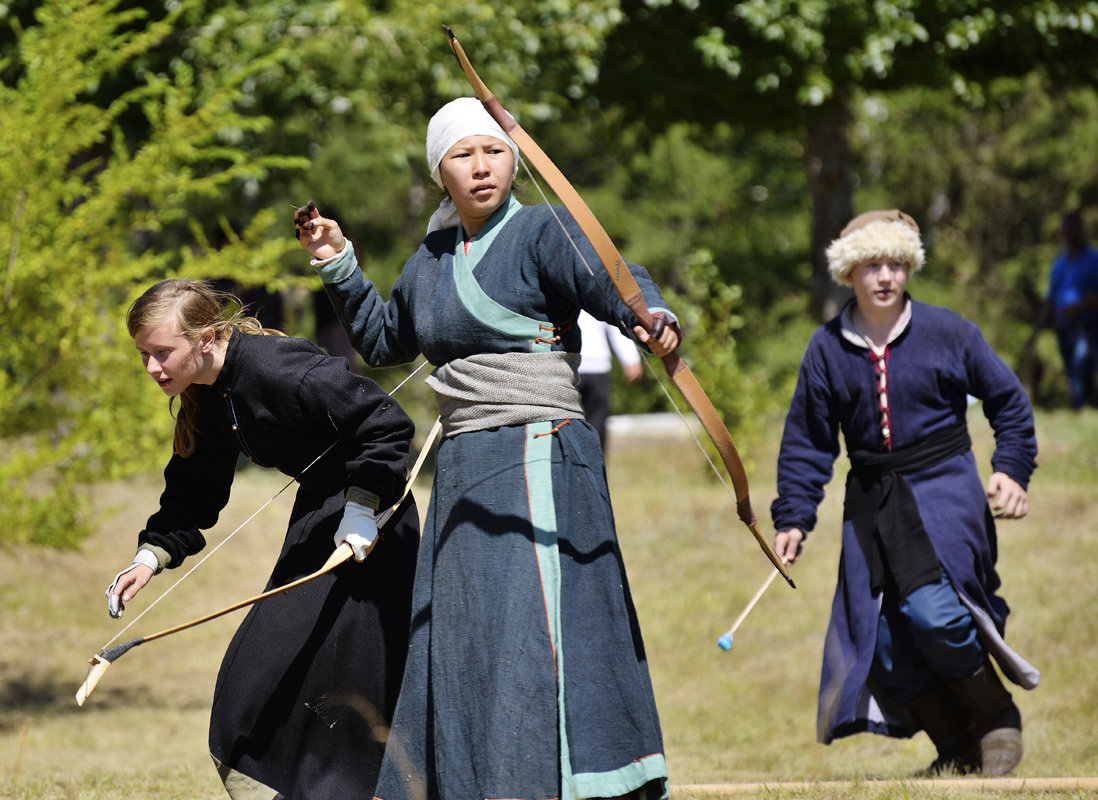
top-left (851, 257), bottom-right (909, 313)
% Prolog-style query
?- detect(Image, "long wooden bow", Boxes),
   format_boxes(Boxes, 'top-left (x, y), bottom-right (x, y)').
top-left (442, 26), bottom-right (793, 588)
top-left (76, 417), bottom-right (443, 706)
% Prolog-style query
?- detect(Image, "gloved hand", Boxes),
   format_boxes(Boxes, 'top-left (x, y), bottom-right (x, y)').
top-left (649, 311), bottom-right (682, 344)
top-left (105, 549), bottom-right (159, 619)
top-left (634, 311), bottom-right (681, 358)
top-left (334, 500), bottom-right (379, 562)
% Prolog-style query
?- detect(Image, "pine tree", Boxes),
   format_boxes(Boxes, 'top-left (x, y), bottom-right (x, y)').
top-left (0, 0), bottom-right (304, 545)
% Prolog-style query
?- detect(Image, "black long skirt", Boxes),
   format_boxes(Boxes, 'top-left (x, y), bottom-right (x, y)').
top-left (209, 488), bottom-right (419, 799)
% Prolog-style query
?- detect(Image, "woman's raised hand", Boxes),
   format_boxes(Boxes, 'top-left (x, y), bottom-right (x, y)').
top-left (294, 200), bottom-right (347, 262)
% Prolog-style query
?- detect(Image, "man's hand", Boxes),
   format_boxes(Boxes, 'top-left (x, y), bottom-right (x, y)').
top-left (987, 472), bottom-right (1029, 519)
top-left (633, 312), bottom-right (680, 358)
top-left (774, 529), bottom-right (805, 566)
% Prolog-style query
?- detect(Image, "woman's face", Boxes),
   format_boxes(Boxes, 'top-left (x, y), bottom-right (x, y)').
top-left (134, 319), bottom-right (209, 397)
top-left (851, 256), bottom-right (909, 313)
top-left (437, 135), bottom-right (514, 231)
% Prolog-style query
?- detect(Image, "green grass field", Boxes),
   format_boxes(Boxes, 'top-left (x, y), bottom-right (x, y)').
top-left (2, 407), bottom-right (1096, 799)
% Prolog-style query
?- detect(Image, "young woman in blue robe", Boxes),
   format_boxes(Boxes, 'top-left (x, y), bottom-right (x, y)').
top-left (295, 98), bottom-right (677, 800)
top-left (770, 210), bottom-right (1039, 777)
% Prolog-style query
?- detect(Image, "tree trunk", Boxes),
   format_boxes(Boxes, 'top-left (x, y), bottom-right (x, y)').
top-left (806, 95), bottom-right (856, 321)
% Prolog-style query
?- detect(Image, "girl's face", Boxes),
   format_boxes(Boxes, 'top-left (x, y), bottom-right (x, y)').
top-left (437, 135), bottom-right (515, 230)
top-left (851, 256), bottom-right (909, 313)
top-left (134, 319), bottom-right (211, 397)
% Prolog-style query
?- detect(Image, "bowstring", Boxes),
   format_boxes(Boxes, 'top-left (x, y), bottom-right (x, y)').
top-left (99, 440), bottom-right (338, 650)
top-left (98, 357), bottom-right (434, 652)
top-left (516, 154), bottom-right (735, 500)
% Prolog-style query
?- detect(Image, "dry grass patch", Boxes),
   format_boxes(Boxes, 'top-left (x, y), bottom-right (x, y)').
top-left (2, 407), bottom-right (1096, 799)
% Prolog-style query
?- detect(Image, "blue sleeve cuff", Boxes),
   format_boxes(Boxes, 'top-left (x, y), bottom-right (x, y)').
top-left (649, 306), bottom-right (678, 325)
top-left (312, 240), bottom-right (359, 285)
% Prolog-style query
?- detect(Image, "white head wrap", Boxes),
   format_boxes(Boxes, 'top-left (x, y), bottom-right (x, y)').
top-left (424, 97), bottom-right (520, 234)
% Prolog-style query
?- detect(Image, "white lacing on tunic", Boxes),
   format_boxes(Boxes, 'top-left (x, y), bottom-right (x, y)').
top-left (868, 348), bottom-right (893, 450)
top-left (840, 302), bottom-right (913, 452)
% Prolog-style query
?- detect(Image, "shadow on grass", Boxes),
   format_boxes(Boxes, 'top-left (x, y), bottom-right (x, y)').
top-left (0, 669), bottom-right (199, 731)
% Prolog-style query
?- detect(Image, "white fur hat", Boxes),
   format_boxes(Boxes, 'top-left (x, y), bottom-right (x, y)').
top-left (826, 209), bottom-right (925, 285)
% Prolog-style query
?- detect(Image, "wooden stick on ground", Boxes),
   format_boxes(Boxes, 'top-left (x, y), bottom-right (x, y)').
top-left (678, 777), bottom-right (1098, 794)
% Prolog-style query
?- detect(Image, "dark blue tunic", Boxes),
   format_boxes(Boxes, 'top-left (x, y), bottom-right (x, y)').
top-left (317, 196), bottom-right (670, 800)
top-left (770, 299), bottom-right (1038, 743)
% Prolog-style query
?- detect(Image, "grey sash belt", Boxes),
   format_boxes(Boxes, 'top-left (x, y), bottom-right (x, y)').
top-left (426, 351), bottom-right (585, 436)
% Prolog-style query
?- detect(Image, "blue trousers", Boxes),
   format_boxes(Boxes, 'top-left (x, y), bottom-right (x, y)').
top-left (1056, 322), bottom-right (1097, 409)
top-left (871, 573), bottom-right (985, 703)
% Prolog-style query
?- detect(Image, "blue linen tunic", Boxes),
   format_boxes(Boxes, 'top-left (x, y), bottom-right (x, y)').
top-left (316, 195), bottom-right (670, 800)
top-left (770, 299), bottom-right (1038, 744)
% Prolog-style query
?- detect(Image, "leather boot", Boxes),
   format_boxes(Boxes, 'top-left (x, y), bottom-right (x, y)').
top-left (904, 684), bottom-right (980, 775)
top-left (946, 661), bottom-right (1023, 776)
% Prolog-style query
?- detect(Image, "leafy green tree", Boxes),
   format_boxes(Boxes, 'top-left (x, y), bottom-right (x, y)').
top-left (599, 0), bottom-right (1098, 319)
top-left (83, 0), bottom-right (625, 273)
top-left (544, 112), bottom-right (811, 426)
top-left (853, 76), bottom-right (1098, 405)
top-left (0, 0), bottom-right (673, 547)
top-left (0, 0), bottom-right (303, 546)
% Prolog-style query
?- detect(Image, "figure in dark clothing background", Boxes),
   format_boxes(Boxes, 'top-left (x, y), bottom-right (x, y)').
top-left (1038, 210), bottom-right (1098, 408)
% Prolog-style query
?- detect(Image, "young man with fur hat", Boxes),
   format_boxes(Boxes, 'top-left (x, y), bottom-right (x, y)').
top-left (770, 209), bottom-right (1039, 776)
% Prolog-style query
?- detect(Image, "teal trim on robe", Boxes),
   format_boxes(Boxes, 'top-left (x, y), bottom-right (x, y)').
top-left (317, 195), bottom-right (670, 800)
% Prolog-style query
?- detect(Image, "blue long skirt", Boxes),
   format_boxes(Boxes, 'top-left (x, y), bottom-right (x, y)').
top-left (374, 419), bottom-right (668, 800)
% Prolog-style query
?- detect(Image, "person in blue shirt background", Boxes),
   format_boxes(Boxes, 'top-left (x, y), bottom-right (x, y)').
top-left (1040, 209), bottom-right (1098, 409)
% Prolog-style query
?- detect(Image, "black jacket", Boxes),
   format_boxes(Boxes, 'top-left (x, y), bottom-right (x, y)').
top-left (139, 330), bottom-right (414, 567)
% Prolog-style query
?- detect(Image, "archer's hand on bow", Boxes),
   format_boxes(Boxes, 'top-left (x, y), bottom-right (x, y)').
top-left (774, 528), bottom-right (805, 567)
top-left (334, 500), bottom-right (379, 562)
top-left (105, 551), bottom-right (157, 619)
top-left (633, 311), bottom-right (681, 358)
top-left (294, 201), bottom-right (347, 262)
